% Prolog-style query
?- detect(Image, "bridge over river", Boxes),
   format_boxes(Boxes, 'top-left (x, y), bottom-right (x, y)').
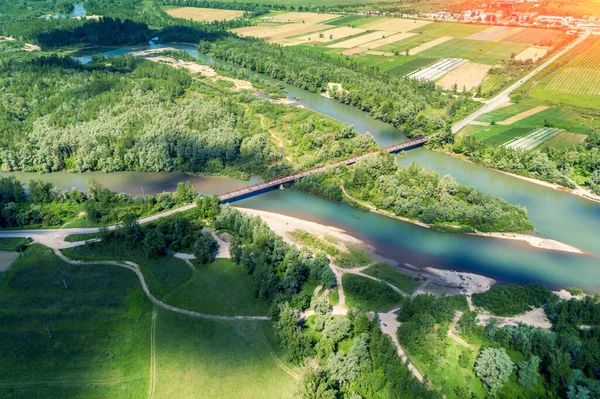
top-left (218, 136), bottom-right (430, 202)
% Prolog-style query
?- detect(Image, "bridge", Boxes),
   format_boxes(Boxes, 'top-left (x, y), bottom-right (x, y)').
top-left (218, 136), bottom-right (430, 203)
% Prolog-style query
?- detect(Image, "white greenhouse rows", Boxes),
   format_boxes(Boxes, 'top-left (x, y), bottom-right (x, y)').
top-left (407, 58), bottom-right (469, 82)
top-left (503, 127), bottom-right (565, 151)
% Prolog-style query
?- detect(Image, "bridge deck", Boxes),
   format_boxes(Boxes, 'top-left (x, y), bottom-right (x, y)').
top-left (218, 136), bottom-right (430, 202)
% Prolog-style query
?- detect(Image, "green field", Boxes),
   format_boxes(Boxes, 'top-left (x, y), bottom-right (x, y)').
top-left (353, 53), bottom-right (419, 71)
top-left (62, 241), bottom-right (192, 299)
top-left (464, 104), bottom-right (599, 145)
top-left (386, 57), bottom-right (436, 75)
top-left (410, 22), bottom-right (488, 38)
top-left (343, 273), bottom-right (401, 311)
top-left (0, 244), bottom-right (151, 398)
top-left (528, 37), bottom-right (600, 110)
top-left (537, 132), bottom-right (588, 149)
top-left (362, 263), bottom-right (418, 294)
top-left (0, 243), bottom-right (294, 398)
top-left (153, 310), bottom-right (294, 399)
top-left (377, 33), bottom-right (438, 53)
top-left (325, 15), bottom-right (382, 26)
top-left (419, 38), bottom-right (529, 65)
top-left (164, 258), bottom-right (268, 316)
top-left (475, 103), bottom-right (536, 123)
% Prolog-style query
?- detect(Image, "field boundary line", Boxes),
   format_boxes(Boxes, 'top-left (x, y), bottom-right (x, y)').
top-left (148, 311), bottom-right (157, 399)
top-left (260, 333), bottom-right (300, 381)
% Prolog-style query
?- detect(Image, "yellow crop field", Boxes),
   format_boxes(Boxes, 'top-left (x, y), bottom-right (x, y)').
top-left (515, 46), bottom-right (549, 61)
top-left (166, 7), bottom-right (243, 22)
top-left (340, 32), bottom-right (416, 55)
top-left (291, 27), bottom-right (366, 44)
top-left (261, 12), bottom-right (334, 25)
top-left (409, 36), bottom-right (452, 55)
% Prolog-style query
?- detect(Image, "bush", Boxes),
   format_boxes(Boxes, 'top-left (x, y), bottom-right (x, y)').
top-left (472, 283), bottom-right (553, 317)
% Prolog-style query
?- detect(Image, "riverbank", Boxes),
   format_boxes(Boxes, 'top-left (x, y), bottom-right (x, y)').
top-left (339, 185), bottom-right (582, 254)
top-left (437, 149), bottom-right (600, 205)
top-left (236, 207), bottom-right (495, 297)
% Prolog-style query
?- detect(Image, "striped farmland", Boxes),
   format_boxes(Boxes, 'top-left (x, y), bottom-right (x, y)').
top-left (407, 58), bottom-right (468, 82)
top-left (503, 127), bottom-right (565, 151)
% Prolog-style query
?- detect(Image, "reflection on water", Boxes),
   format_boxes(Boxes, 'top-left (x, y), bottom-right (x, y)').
top-left (1, 171), bottom-right (259, 197)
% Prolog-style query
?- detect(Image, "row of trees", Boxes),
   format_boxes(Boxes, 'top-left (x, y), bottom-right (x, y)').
top-left (0, 175), bottom-right (196, 229)
top-left (201, 37), bottom-right (479, 138)
top-left (471, 283), bottom-right (554, 316)
top-left (444, 133), bottom-right (600, 195)
top-left (295, 152), bottom-right (534, 233)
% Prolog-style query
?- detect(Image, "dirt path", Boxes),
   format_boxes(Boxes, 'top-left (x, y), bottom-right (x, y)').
top-left (54, 249), bottom-right (269, 321)
top-left (378, 309), bottom-right (426, 384)
top-left (340, 263), bottom-right (410, 297)
top-left (148, 312), bottom-right (157, 399)
top-left (447, 311), bottom-right (475, 348)
top-left (259, 115), bottom-right (291, 162)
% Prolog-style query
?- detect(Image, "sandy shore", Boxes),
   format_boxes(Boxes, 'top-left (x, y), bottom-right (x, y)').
top-left (474, 232), bottom-right (583, 254)
top-left (236, 207), bottom-right (497, 296)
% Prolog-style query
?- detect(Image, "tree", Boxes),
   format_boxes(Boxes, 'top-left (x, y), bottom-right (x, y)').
top-left (322, 316), bottom-right (351, 344)
top-left (193, 231), bottom-right (218, 264)
top-left (28, 179), bottom-right (54, 203)
top-left (175, 181), bottom-right (196, 204)
top-left (143, 228), bottom-right (166, 258)
top-left (312, 295), bottom-right (331, 315)
top-left (516, 355), bottom-right (540, 389)
top-left (297, 366), bottom-right (336, 399)
top-left (474, 347), bottom-right (514, 394)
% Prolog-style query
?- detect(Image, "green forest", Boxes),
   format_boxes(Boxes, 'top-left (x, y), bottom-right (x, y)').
top-left (295, 152), bottom-right (534, 232)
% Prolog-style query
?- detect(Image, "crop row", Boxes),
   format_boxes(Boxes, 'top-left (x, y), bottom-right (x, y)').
top-left (577, 41), bottom-right (600, 69)
top-left (503, 127), bottom-right (564, 151)
top-left (547, 67), bottom-right (600, 95)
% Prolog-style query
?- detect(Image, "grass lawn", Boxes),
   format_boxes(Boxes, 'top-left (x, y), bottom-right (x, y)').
top-left (419, 38), bottom-right (528, 64)
top-left (362, 263), bottom-right (418, 294)
top-left (343, 273), bottom-right (401, 311)
top-left (154, 309), bottom-right (295, 399)
top-left (0, 244), bottom-right (151, 398)
top-left (164, 258), bottom-right (268, 316)
top-left (410, 22), bottom-right (488, 38)
top-left (62, 241), bottom-right (192, 299)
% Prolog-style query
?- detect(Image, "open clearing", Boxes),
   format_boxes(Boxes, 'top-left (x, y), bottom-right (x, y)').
top-left (291, 26), bottom-right (365, 44)
top-left (497, 105), bottom-right (549, 125)
top-left (437, 62), bottom-right (491, 91)
top-left (515, 46), bottom-right (549, 61)
top-left (166, 7), bottom-right (243, 22)
top-left (0, 251), bottom-right (19, 272)
top-left (342, 32), bottom-right (416, 55)
top-left (409, 36), bottom-right (452, 55)
top-left (360, 17), bottom-right (431, 33)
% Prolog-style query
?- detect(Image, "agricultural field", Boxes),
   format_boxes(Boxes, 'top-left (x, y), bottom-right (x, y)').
top-left (227, 11), bottom-right (567, 94)
top-left (460, 102), bottom-right (600, 146)
top-left (165, 7), bottom-right (243, 22)
top-left (528, 37), bottom-right (600, 110)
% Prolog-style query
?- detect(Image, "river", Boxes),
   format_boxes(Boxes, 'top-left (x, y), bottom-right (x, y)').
top-left (14, 43), bottom-right (600, 291)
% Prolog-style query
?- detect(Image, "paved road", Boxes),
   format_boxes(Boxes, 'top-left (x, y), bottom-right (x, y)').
top-left (452, 32), bottom-right (590, 133)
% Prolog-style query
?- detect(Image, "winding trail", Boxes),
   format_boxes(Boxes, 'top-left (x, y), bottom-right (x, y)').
top-left (54, 249), bottom-right (269, 321)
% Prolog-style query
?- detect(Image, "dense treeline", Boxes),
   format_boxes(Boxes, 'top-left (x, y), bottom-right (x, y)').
top-left (0, 175), bottom-right (196, 228)
top-left (471, 283), bottom-right (553, 316)
top-left (201, 37), bottom-right (479, 138)
top-left (0, 53), bottom-right (373, 176)
top-left (295, 152), bottom-right (534, 232)
top-left (213, 205), bottom-right (336, 310)
top-left (0, 0), bottom-right (73, 32)
top-left (443, 132), bottom-right (600, 195)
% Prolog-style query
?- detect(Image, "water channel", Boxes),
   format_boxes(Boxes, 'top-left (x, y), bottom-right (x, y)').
top-left (9, 43), bottom-right (599, 291)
